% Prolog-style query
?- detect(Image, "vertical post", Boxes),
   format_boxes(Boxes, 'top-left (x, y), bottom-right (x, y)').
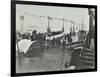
top-left (47, 16), bottom-right (50, 36)
top-left (16, 39), bottom-right (21, 66)
top-left (61, 17), bottom-right (65, 70)
top-left (60, 39), bottom-right (66, 70)
top-left (60, 53), bottom-right (63, 70)
top-left (20, 16), bottom-right (24, 34)
top-left (62, 18), bottom-right (64, 32)
top-left (71, 20), bottom-right (73, 34)
top-left (48, 16), bottom-right (50, 28)
top-left (73, 22), bottom-right (75, 36)
top-left (47, 16), bottom-right (52, 37)
top-left (84, 9), bottom-right (93, 48)
top-left (63, 18), bottom-right (64, 27)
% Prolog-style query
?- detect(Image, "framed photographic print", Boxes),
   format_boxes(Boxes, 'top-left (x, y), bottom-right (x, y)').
top-left (11, 0), bottom-right (97, 76)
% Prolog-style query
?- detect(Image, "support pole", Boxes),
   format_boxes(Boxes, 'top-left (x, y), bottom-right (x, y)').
top-left (16, 39), bottom-right (21, 66)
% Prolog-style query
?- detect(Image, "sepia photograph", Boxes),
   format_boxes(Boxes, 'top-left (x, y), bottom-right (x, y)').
top-left (11, 1), bottom-right (97, 76)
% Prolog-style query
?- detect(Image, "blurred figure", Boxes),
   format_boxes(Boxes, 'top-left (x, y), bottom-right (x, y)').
top-left (52, 37), bottom-right (56, 47)
top-left (67, 33), bottom-right (72, 48)
top-left (30, 30), bottom-right (38, 41)
top-left (38, 33), bottom-right (45, 57)
top-left (27, 33), bottom-right (31, 40)
top-left (62, 39), bottom-right (66, 52)
top-left (57, 38), bottom-right (61, 48)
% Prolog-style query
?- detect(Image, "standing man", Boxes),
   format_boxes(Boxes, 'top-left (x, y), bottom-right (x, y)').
top-left (67, 34), bottom-right (72, 48)
top-left (30, 30), bottom-right (37, 41)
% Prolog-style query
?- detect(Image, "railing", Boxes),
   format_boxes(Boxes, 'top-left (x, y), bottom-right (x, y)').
top-left (66, 40), bottom-right (84, 46)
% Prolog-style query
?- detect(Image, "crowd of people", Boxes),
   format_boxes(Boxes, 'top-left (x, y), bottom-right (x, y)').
top-left (16, 30), bottom-right (74, 51)
top-left (47, 33), bottom-right (73, 49)
top-left (16, 30), bottom-right (46, 42)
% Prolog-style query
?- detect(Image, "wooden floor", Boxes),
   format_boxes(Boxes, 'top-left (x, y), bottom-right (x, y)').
top-left (16, 47), bottom-right (73, 73)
